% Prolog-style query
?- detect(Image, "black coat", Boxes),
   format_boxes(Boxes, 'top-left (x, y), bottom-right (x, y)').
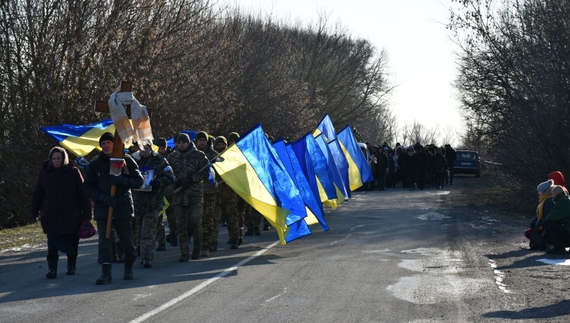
top-left (31, 160), bottom-right (92, 234)
top-left (84, 152), bottom-right (144, 221)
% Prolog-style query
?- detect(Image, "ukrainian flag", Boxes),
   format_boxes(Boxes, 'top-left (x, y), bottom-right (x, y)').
top-left (292, 133), bottom-right (339, 209)
top-left (41, 119), bottom-right (115, 157)
top-left (315, 134), bottom-right (347, 208)
top-left (314, 114), bottom-right (351, 198)
top-left (213, 124), bottom-right (307, 245)
top-left (273, 139), bottom-right (329, 235)
top-left (337, 125), bottom-right (374, 190)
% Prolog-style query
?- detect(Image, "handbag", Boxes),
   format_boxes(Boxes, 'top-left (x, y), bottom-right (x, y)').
top-left (78, 220), bottom-right (97, 239)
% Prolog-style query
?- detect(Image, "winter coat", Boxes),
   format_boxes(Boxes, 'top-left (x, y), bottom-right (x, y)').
top-left (167, 141), bottom-right (209, 205)
top-left (545, 193), bottom-right (570, 233)
top-left (432, 153), bottom-right (447, 173)
top-left (83, 152), bottom-right (144, 221)
top-left (31, 160), bottom-right (92, 234)
top-left (131, 150), bottom-right (173, 212)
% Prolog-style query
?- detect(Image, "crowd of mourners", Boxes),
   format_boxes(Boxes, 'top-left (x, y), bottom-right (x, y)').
top-left (28, 132), bottom-right (570, 285)
top-left (30, 130), bottom-right (271, 284)
top-left (363, 142), bottom-right (458, 191)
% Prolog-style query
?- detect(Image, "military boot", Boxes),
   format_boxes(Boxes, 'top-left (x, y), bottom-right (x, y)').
top-left (66, 254), bottom-right (77, 275)
top-left (45, 255), bottom-right (58, 279)
top-left (96, 263), bottom-right (112, 285)
top-left (123, 262), bottom-right (134, 280)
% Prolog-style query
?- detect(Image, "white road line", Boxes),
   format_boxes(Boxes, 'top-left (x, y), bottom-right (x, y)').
top-left (129, 240), bottom-right (280, 323)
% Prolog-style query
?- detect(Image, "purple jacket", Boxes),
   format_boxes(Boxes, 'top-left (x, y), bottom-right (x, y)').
top-left (31, 160), bottom-right (92, 234)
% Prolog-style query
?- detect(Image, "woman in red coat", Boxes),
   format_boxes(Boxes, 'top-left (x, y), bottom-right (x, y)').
top-left (30, 147), bottom-right (92, 279)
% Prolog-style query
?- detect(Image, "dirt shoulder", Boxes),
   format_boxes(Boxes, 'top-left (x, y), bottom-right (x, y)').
top-left (443, 169), bottom-right (570, 320)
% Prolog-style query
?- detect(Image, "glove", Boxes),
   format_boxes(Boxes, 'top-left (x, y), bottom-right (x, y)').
top-left (100, 194), bottom-right (117, 208)
top-left (150, 179), bottom-right (161, 190)
top-left (108, 175), bottom-right (128, 186)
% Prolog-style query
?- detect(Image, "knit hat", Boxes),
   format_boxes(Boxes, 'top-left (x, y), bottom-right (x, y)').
top-left (195, 131), bottom-right (208, 141)
top-left (176, 133), bottom-right (190, 143)
top-left (537, 179), bottom-right (554, 194)
top-left (549, 171), bottom-right (566, 187)
top-left (154, 137), bottom-right (167, 148)
top-left (99, 132), bottom-right (114, 146)
top-left (227, 132), bottom-right (240, 143)
top-left (214, 136), bottom-right (227, 146)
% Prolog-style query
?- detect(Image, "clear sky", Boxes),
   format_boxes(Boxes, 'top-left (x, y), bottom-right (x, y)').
top-left (216, 0), bottom-right (463, 143)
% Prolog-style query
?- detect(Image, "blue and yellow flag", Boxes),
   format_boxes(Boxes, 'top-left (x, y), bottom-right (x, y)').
top-left (41, 119), bottom-right (115, 157)
top-left (315, 134), bottom-right (347, 209)
top-left (292, 133), bottom-right (338, 209)
top-left (273, 139), bottom-right (329, 235)
top-left (337, 126), bottom-right (374, 190)
top-left (213, 124), bottom-right (306, 245)
top-left (314, 115), bottom-right (351, 198)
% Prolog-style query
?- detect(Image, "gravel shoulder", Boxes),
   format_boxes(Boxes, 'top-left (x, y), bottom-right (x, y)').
top-left (442, 170), bottom-right (570, 321)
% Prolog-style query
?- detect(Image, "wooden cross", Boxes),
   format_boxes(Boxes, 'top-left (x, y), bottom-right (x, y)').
top-left (94, 81), bottom-right (151, 238)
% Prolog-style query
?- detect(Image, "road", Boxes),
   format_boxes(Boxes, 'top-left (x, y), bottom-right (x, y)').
top-left (1, 177), bottom-right (569, 323)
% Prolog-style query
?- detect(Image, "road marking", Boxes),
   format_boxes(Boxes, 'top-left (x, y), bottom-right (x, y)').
top-left (128, 240), bottom-right (280, 323)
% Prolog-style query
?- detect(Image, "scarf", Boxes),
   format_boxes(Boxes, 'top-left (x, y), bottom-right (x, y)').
top-left (536, 193), bottom-right (552, 220)
top-left (108, 91), bottom-right (153, 149)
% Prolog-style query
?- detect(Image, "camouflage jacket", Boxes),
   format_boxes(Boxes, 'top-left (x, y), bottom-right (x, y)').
top-left (131, 150), bottom-right (173, 212)
top-left (167, 142), bottom-right (209, 205)
top-left (199, 144), bottom-right (219, 195)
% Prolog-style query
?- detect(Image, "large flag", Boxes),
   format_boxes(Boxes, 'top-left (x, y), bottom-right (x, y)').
top-left (40, 119), bottom-right (115, 157)
top-left (314, 115), bottom-right (351, 198)
top-left (273, 139), bottom-right (329, 233)
top-left (337, 125), bottom-right (374, 190)
top-left (315, 134), bottom-right (347, 208)
top-left (292, 133), bottom-right (339, 209)
top-left (213, 124), bottom-right (307, 245)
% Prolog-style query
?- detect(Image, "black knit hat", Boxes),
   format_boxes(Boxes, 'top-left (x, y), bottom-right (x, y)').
top-left (154, 137), bottom-right (167, 148)
top-left (227, 132), bottom-right (240, 143)
top-left (214, 136), bottom-right (227, 146)
top-left (99, 132), bottom-right (114, 146)
top-left (195, 131), bottom-right (208, 141)
top-left (176, 133), bottom-right (190, 143)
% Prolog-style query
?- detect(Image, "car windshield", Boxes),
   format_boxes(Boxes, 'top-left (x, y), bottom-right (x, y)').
top-left (458, 152), bottom-right (477, 160)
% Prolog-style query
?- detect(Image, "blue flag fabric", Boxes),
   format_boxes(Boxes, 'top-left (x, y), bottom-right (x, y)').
top-left (273, 139), bottom-right (329, 233)
top-left (337, 126), bottom-right (375, 188)
top-left (315, 115), bottom-right (351, 198)
top-left (213, 124), bottom-right (307, 245)
top-left (40, 119), bottom-right (115, 156)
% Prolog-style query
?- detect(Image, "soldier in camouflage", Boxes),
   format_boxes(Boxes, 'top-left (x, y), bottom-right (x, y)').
top-left (154, 137), bottom-right (171, 251)
top-left (195, 131), bottom-right (218, 257)
top-left (167, 133), bottom-right (209, 262)
top-left (214, 136), bottom-right (242, 249)
top-left (132, 144), bottom-right (174, 268)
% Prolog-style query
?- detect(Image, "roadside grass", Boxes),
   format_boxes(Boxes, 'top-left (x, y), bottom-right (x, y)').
top-left (0, 221), bottom-right (46, 252)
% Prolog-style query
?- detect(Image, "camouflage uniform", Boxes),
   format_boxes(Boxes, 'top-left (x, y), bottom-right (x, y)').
top-left (132, 150), bottom-right (173, 264)
top-left (244, 204), bottom-right (262, 236)
top-left (199, 143), bottom-right (218, 256)
top-left (217, 179), bottom-right (241, 246)
top-left (167, 140), bottom-right (209, 261)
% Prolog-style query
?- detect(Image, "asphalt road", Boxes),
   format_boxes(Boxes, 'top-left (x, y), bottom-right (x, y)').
top-left (1, 177), bottom-right (570, 323)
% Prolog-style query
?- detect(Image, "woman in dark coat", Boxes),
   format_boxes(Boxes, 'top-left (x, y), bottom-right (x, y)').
top-left (30, 147), bottom-right (92, 279)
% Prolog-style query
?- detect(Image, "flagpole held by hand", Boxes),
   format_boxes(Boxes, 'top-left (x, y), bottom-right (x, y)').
top-left (174, 156), bottom-right (224, 194)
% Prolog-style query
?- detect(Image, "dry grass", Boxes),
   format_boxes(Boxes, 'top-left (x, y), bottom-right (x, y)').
top-left (0, 221), bottom-right (46, 252)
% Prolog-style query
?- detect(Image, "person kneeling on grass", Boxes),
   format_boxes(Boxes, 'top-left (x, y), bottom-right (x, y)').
top-left (543, 185), bottom-right (570, 255)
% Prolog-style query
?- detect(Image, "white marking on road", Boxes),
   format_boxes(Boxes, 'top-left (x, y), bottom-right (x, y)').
top-left (330, 225), bottom-right (363, 245)
top-left (488, 259), bottom-right (511, 293)
top-left (128, 240), bottom-right (280, 323)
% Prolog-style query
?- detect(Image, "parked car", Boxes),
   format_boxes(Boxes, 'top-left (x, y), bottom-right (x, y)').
top-left (454, 149), bottom-right (481, 177)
